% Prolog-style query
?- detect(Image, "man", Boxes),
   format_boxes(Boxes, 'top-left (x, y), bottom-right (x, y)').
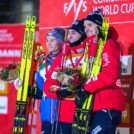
top-left (44, 20), bottom-right (87, 134)
top-left (75, 9), bottom-right (126, 134)
top-left (36, 27), bottom-right (65, 134)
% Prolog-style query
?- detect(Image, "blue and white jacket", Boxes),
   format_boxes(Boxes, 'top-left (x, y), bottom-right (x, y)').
top-left (36, 52), bottom-right (60, 123)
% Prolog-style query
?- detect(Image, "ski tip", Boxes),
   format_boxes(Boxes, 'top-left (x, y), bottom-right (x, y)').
top-left (102, 17), bottom-right (109, 30)
top-left (25, 16), bottom-right (36, 28)
top-left (32, 16), bottom-right (36, 21)
top-left (26, 16), bottom-right (31, 23)
top-left (26, 16), bottom-right (31, 27)
top-left (31, 16), bottom-right (36, 28)
top-left (26, 16), bottom-right (30, 20)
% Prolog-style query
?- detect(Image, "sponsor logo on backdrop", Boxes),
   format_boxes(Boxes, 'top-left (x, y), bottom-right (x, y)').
top-left (64, 0), bottom-right (88, 19)
top-left (63, 0), bottom-right (134, 21)
top-left (40, 0), bottom-right (134, 55)
top-left (0, 49), bottom-right (21, 57)
top-left (0, 81), bottom-right (5, 92)
top-left (0, 29), bottom-right (14, 42)
top-left (0, 96), bottom-right (8, 114)
top-left (0, 25), bottom-right (25, 67)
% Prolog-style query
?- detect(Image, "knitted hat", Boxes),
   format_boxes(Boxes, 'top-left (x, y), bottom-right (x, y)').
top-left (46, 27), bottom-right (65, 44)
top-left (68, 20), bottom-right (87, 47)
top-left (68, 20), bottom-right (86, 36)
top-left (84, 9), bottom-right (104, 27)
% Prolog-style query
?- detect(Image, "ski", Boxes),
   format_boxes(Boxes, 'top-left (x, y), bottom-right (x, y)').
top-left (24, 44), bottom-right (46, 134)
top-left (13, 16), bottom-right (36, 134)
top-left (72, 17), bottom-right (109, 134)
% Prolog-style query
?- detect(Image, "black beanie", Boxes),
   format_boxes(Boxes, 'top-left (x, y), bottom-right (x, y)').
top-left (68, 20), bottom-right (87, 47)
top-left (84, 9), bottom-right (104, 27)
top-left (68, 20), bottom-right (86, 37)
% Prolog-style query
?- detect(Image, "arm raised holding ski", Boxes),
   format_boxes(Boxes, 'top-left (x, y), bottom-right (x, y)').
top-left (73, 9), bottom-right (126, 134)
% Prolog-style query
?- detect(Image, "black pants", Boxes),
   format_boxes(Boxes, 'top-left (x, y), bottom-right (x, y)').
top-left (41, 121), bottom-right (72, 134)
top-left (90, 110), bottom-right (121, 134)
top-left (58, 122), bottom-right (72, 134)
top-left (41, 121), bottom-right (60, 134)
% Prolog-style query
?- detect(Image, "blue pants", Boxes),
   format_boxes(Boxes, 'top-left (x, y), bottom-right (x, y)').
top-left (90, 110), bottom-right (121, 134)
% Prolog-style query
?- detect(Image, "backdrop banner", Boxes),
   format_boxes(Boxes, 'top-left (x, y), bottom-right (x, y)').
top-left (39, 0), bottom-right (134, 55)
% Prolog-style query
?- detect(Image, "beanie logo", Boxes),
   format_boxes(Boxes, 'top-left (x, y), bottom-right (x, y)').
top-left (47, 28), bottom-right (65, 43)
top-left (47, 32), bottom-right (53, 36)
top-left (73, 20), bottom-right (79, 25)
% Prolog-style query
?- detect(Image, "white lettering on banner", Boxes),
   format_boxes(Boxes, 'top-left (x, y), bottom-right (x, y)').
top-left (0, 30), bottom-right (14, 42)
top-left (92, 1), bottom-right (134, 16)
top-left (93, 0), bottom-right (116, 4)
top-left (64, 0), bottom-right (87, 19)
top-left (0, 30), bottom-right (7, 33)
top-left (93, 5), bottom-right (119, 15)
top-left (121, 3), bottom-right (134, 14)
top-left (0, 96), bottom-right (8, 114)
top-left (0, 49), bottom-right (21, 57)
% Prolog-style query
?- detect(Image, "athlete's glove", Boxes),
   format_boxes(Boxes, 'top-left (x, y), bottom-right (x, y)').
top-left (75, 85), bottom-right (89, 108)
top-left (56, 85), bottom-right (73, 98)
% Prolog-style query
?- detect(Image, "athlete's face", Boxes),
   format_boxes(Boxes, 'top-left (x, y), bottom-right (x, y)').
top-left (67, 29), bottom-right (82, 43)
top-left (46, 36), bottom-right (61, 53)
top-left (84, 20), bottom-right (98, 37)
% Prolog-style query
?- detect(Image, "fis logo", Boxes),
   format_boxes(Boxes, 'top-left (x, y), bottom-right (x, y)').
top-left (64, 0), bottom-right (87, 20)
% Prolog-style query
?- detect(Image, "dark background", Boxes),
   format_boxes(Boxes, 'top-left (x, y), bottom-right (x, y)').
top-left (0, 0), bottom-right (39, 23)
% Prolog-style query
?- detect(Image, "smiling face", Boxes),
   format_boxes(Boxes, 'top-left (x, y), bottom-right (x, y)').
top-left (46, 36), bottom-right (61, 53)
top-left (84, 20), bottom-right (98, 37)
top-left (67, 29), bottom-right (82, 43)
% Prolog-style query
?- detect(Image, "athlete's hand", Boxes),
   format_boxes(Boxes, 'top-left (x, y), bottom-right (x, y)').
top-left (75, 85), bottom-right (89, 108)
top-left (56, 85), bottom-right (73, 98)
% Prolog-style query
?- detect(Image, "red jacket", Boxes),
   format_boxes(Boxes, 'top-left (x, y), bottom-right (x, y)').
top-left (44, 43), bottom-right (85, 123)
top-left (84, 38), bottom-right (126, 111)
top-left (44, 38), bottom-right (126, 123)
top-left (44, 55), bottom-right (75, 123)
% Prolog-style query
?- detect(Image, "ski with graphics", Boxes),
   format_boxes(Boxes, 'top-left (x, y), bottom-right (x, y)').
top-left (13, 16), bottom-right (36, 134)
